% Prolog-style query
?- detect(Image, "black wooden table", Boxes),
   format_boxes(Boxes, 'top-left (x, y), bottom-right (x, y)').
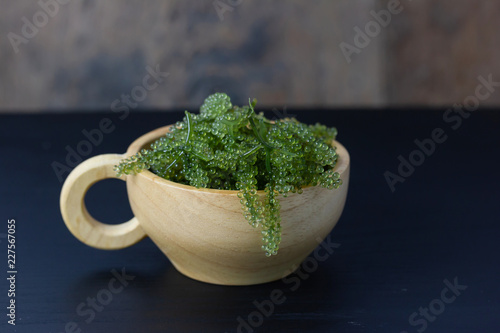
top-left (0, 109), bottom-right (499, 333)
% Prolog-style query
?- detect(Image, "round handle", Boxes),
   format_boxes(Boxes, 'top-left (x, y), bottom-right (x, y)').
top-left (60, 154), bottom-right (146, 250)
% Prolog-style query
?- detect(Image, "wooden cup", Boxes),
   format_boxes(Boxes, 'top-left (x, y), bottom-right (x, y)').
top-left (60, 125), bottom-right (350, 285)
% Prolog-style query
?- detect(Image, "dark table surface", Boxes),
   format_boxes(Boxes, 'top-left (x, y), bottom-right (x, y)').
top-left (0, 108), bottom-right (499, 333)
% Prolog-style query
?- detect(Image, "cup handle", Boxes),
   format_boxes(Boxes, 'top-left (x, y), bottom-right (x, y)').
top-left (60, 154), bottom-right (146, 250)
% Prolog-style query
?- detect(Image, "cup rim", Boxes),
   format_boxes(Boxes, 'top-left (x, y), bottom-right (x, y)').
top-left (125, 125), bottom-right (350, 195)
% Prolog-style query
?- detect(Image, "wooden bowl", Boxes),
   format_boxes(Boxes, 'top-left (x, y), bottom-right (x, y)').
top-left (60, 125), bottom-right (350, 285)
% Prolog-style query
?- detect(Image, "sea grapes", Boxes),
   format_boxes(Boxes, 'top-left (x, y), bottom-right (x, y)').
top-left (115, 93), bottom-right (342, 256)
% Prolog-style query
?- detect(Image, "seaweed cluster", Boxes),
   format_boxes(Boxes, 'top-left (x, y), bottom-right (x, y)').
top-left (115, 93), bottom-right (342, 256)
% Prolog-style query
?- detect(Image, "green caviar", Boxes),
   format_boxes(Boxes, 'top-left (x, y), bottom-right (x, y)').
top-left (115, 93), bottom-right (342, 256)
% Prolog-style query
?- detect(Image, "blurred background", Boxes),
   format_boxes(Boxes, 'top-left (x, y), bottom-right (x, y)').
top-left (1, 0), bottom-right (499, 112)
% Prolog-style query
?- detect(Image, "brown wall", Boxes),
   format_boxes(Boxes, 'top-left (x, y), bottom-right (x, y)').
top-left (386, 1), bottom-right (500, 105)
top-left (0, 0), bottom-right (498, 111)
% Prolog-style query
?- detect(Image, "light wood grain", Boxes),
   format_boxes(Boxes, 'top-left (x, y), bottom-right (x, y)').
top-left (60, 154), bottom-right (147, 249)
top-left (60, 125), bottom-right (350, 285)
